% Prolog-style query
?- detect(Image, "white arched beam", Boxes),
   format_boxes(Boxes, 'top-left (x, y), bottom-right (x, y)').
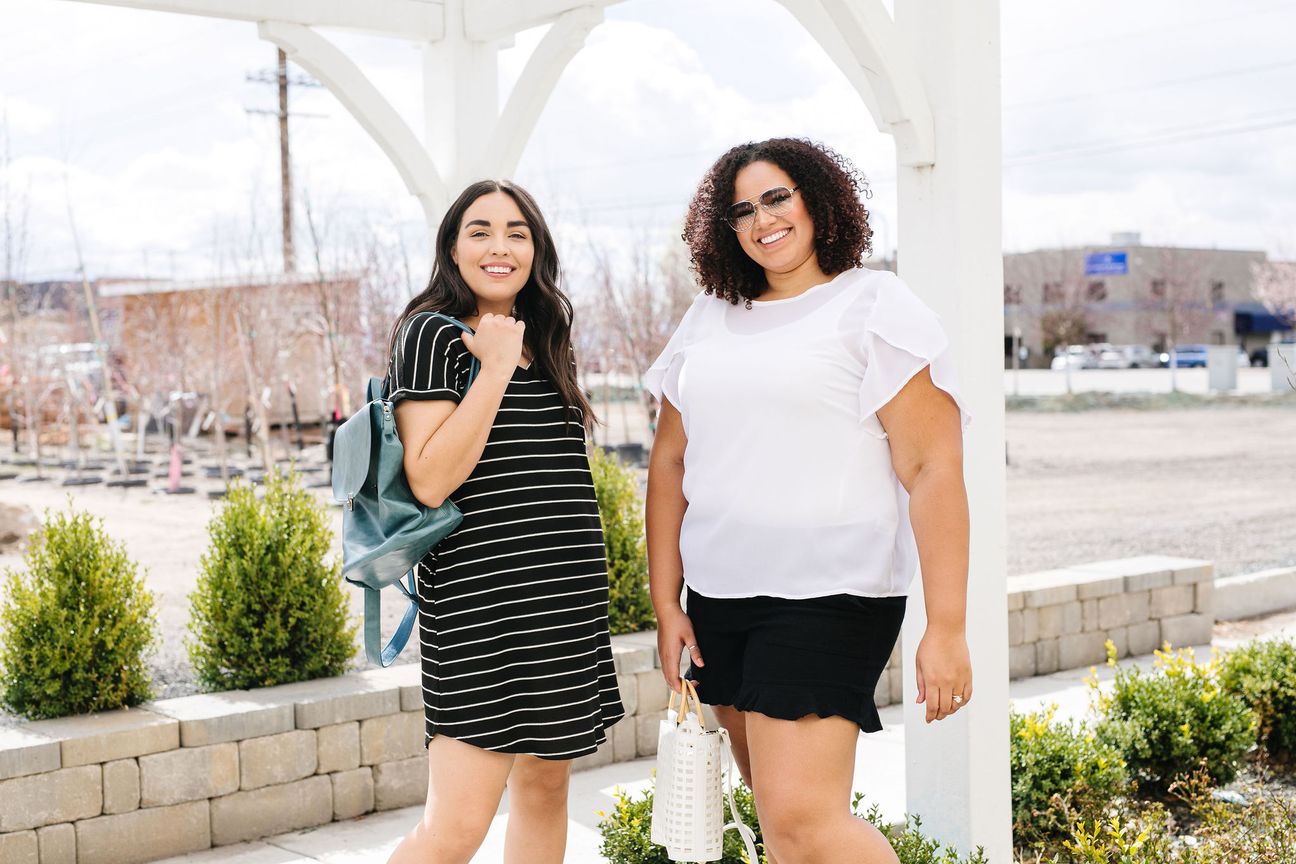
top-left (775, 0), bottom-right (934, 167)
top-left (259, 20), bottom-right (450, 221)
top-left (464, 0), bottom-right (620, 43)
top-left (477, 5), bottom-right (604, 180)
top-left (56, 0), bottom-right (445, 40)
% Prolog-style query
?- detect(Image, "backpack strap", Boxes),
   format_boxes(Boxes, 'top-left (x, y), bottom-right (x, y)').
top-left (365, 570), bottom-right (419, 668)
top-left (362, 311), bottom-right (480, 669)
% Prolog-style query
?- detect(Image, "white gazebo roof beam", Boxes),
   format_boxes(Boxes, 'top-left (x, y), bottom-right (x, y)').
top-left (776, 0), bottom-right (934, 167)
top-left (259, 19), bottom-right (450, 220)
top-left (463, 0), bottom-right (618, 43)
top-left (475, 5), bottom-right (604, 180)
top-left (57, 0), bottom-right (446, 40)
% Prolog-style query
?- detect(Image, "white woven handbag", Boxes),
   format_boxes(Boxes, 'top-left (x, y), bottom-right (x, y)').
top-left (650, 679), bottom-right (760, 863)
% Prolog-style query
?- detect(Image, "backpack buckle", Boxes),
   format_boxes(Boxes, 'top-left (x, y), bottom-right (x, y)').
top-left (346, 495), bottom-right (354, 511)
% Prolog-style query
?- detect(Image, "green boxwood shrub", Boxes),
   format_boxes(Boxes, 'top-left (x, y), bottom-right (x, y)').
top-left (589, 446), bottom-right (654, 635)
top-left (1010, 706), bottom-right (1130, 851)
top-left (598, 780), bottom-right (987, 864)
top-left (1092, 641), bottom-right (1255, 794)
top-left (187, 469), bottom-right (356, 690)
top-left (0, 507), bottom-right (157, 719)
top-left (1219, 638), bottom-right (1296, 761)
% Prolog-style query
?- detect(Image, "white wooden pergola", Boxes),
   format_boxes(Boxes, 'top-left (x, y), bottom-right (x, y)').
top-left (61, 0), bottom-right (1010, 856)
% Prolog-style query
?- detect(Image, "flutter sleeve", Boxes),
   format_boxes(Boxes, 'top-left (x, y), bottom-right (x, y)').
top-left (644, 293), bottom-right (709, 409)
top-left (856, 273), bottom-right (972, 432)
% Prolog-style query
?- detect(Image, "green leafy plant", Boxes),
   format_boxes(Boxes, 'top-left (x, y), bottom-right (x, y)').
top-left (598, 779), bottom-right (764, 864)
top-left (1219, 638), bottom-right (1296, 762)
top-left (1010, 705), bottom-right (1130, 850)
top-left (856, 796), bottom-right (990, 864)
top-left (597, 778), bottom-right (988, 864)
top-left (1061, 806), bottom-right (1178, 864)
top-left (1091, 641), bottom-right (1255, 794)
top-left (589, 445), bottom-right (654, 635)
top-left (0, 506), bottom-right (157, 719)
top-left (187, 469), bottom-right (356, 690)
top-left (1171, 770), bottom-right (1296, 863)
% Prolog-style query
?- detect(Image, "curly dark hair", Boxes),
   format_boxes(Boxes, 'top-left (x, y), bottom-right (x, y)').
top-left (682, 138), bottom-right (872, 308)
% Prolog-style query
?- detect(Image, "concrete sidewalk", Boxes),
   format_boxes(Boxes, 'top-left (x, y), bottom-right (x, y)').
top-left (153, 632), bottom-right (1247, 864)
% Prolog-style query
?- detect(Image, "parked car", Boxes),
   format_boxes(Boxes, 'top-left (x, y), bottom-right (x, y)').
top-left (1050, 344), bottom-right (1097, 370)
top-left (1096, 344), bottom-right (1159, 369)
top-left (1158, 345), bottom-right (1209, 368)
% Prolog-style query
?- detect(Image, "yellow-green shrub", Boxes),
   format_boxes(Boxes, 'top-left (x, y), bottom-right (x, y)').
top-left (589, 446), bottom-right (654, 635)
top-left (0, 507), bottom-right (157, 719)
top-left (187, 470), bottom-right (356, 690)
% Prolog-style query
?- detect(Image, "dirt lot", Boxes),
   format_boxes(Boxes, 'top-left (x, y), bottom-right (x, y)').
top-left (0, 404), bottom-right (1294, 707)
top-left (1005, 406), bottom-right (1296, 578)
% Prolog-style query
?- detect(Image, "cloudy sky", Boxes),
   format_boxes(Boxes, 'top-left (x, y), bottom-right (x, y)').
top-left (1, 0), bottom-right (1294, 286)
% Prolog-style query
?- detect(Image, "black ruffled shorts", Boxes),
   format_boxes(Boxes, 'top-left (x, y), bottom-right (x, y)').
top-left (683, 587), bottom-right (906, 733)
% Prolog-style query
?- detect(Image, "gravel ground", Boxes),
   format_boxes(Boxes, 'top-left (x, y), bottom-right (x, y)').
top-left (1005, 406), bottom-right (1296, 578)
top-left (1, 402), bottom-right (1294, 717)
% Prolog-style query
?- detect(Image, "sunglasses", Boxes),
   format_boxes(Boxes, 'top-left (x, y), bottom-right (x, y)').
top-left (722, 185), bottom-right (799, 232)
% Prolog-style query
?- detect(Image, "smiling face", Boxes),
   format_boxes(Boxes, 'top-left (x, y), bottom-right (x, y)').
top-left (452, 191), bottom-right (535, 310)
top-left (731, 160), bottom-right (817, 276)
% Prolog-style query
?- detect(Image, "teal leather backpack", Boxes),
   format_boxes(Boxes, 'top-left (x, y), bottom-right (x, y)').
top-left (332, 312), bottom-right (479, 667)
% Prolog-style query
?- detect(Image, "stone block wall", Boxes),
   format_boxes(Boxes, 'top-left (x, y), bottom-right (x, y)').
top-left (0, 640), bottom-right (676, 863)
top-left (0, 555), bottom-right (1216, 863)
top-left (1006, 555), bottom-right (1214, 678)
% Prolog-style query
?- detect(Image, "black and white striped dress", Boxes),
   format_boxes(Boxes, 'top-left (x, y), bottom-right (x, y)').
top-left (392, 315), bottom-right (625, 760)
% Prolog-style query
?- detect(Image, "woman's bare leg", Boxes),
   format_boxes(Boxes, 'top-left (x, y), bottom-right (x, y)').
top-left (746, 713), bottom-right (899, 864)
top-left (711, 704), bottom-right (782, 864)
top-left (503, 753), bottom-right (574, 864)
top-left (385, 735), bottom-right (515, 864)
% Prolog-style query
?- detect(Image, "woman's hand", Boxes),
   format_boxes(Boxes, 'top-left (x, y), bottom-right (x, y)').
top-left (914, 625), bottom-right (972, 723)
top-left (656, 605), bottom-right (703, 694)
top-left (461, 314), bottom-right (525, 377)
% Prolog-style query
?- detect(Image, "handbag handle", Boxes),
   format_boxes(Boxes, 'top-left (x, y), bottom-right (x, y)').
top-left (674, 679), bottom-right (706, 729)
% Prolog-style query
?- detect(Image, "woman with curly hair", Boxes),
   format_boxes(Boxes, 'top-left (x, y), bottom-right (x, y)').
top-left (645, 138), bottom-right (973, 863)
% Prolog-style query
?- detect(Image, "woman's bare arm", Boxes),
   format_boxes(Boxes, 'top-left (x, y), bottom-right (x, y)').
top-left (646, 398), bottom-right (702, 690)
top-left (877, 365), bottom-right (972, 722)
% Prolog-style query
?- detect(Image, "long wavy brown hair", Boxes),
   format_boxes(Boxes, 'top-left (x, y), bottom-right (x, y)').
top-left (682, 137), bottom-right (873, 308)
top-left (389, 180), bottom-right (594, 428)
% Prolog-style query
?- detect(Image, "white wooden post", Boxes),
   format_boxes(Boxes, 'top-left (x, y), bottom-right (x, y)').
top-left (894, 0), bottom-right (1012, 859)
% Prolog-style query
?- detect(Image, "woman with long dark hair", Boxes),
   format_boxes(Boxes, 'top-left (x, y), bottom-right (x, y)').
top-left (385, 180), bottom-right (623, 864)
top-left (645, 138), bottom-right (973, 863)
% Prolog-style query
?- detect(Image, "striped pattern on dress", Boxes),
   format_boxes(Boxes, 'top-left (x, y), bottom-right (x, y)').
top-left (393, 314), bottom-right (624, 759)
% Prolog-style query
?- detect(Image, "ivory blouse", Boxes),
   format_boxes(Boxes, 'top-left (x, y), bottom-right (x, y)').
top-left (644, 266), bottom-right (971, 599)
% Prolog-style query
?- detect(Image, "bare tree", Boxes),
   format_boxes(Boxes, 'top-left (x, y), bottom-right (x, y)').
top-left (1252, 259), bottom-right (1296, 389)
top-left (585, 230), bottom-right (696, 440)
top-left (1005, 249), bottom-right (1092, 393)
top-left (1142, 248), bottom-right (1232, 392)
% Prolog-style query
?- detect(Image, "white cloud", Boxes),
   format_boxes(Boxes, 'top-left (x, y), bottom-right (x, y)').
top-left (0, 0), bottom-right (1292, 284)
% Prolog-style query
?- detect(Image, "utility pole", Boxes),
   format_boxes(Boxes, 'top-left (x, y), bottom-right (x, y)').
top-left (246, 50), bottom-right (323, 275)
top-left (277, 49), bottom-right (292, 273)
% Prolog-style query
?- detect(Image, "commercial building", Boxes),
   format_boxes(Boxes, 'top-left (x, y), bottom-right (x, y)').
top-left (1002, 233), bottom-right (1292, 367)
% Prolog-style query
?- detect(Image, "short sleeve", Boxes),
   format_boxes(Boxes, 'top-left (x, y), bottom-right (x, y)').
top-left (644, 292), bottom-right (709, 408)
top-left (856, 274), bottom-right (971, 432)
top-left (390, 314), bottom-right (472, 404)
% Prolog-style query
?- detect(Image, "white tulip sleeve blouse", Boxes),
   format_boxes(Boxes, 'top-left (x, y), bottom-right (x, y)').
top-left (644, 266), bottom-right (971, 599)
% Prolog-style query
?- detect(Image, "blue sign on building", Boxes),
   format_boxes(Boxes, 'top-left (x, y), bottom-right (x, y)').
top-left (1085, 251), bottom-right (1128, 276)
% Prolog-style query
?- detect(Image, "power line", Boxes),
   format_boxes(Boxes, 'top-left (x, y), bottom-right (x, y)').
top-left (1004, 58), bottom-right (1296, 112)
top-left (1005, 111), bottom-right (1296, 166)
